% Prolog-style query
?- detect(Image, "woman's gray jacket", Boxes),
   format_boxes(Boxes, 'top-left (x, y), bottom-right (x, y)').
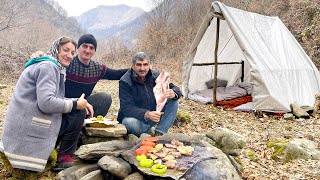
top-left (2, 61), bottom-right (73, 172)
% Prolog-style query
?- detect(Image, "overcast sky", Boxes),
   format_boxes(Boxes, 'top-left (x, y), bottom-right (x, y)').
top-left (53, 0), bottom-right (157, 16)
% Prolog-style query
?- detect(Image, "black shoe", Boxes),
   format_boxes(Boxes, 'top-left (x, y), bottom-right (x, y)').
top-left (53, 161), bottom-right (74, 171)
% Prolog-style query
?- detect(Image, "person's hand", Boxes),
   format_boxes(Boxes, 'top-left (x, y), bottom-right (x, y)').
top-left (146, 111), bottom-right (164, 122)
top-left (85, 103), bottom-right (94, 118)
top-left (76, 93), bottom-right (88, 110)
top-left (30, 51), bottom-right (46, 58)
top-left (165, 89), bottom-right (175, 99)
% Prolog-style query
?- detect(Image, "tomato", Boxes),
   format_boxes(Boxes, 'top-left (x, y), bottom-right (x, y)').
top-left (151, 164), bottom-right (167, 174)
top-left (134, 148), bottom-right (148, 156)
top-left (141, 141), bottom-right (156, 147)
top-left (145, 137), bottom-right (159, 143)
top-left (139, 158), bottom-right (154, 168)
top-left (135, 154), bottom-right (147, 162)
top-left (140, 145), bottom-right (153, 152)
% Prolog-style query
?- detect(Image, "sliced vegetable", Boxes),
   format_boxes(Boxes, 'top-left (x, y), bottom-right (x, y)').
top-left (140, 145), bottom-right (153, 152)
top-left (152, 164), bottom-right (167, 174)
top-left (145, 137), bottom-right (159, 143)
top-left (139, 158), bottom-right (154, 168)
top-left (94, 115), bottom-right (104, 122)
top-left (134, 148), bottom-right (148, 156)
top-left (135, 154), bottom-right (147, 162)
top-left (141, 141), bottom-right (156, 147)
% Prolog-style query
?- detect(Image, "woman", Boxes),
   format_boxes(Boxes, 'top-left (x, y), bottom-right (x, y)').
top-left (2, 37), bottom-right (88, 172)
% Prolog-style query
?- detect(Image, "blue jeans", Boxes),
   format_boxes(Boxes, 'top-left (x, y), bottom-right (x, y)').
top-left (122, 99), bottom-right (179, 137)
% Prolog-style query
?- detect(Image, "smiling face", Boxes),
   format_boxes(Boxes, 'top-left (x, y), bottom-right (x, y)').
top-left (132, 59), bottom-right (150, 81)
top-left (57, 42), bottom-right (76, 67)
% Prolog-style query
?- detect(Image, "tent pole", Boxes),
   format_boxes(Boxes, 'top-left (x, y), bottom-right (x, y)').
top-left (213, 18), bottom-right (220, 106)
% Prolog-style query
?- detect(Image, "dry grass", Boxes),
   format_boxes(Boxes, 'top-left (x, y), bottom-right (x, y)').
top-left (1, 59), bottom-right (320, 179)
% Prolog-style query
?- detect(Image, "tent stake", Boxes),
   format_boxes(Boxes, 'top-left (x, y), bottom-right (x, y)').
top-left (213, 18), bottom-right (220, 106)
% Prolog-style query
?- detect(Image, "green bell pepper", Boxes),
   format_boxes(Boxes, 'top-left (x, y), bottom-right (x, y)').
top-left (135, 154), bottom-right (147, 162)
top-left (139, 158), bottom-right (153, 168)
top-left (151, 164), bottom-right (167, 174)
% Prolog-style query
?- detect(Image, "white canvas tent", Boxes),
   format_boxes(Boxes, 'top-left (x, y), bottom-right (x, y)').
top-left (182, 1), bottom-right (320, 112)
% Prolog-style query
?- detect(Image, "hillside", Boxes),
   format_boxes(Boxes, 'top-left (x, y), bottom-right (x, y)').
top-left (0, 0), bottom-right (85, 54)
top-left (76, 4), bottom-right (146, 42)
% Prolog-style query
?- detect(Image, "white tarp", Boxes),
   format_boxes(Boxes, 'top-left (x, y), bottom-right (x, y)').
top-left (183, 1), bottom-right (320, 112)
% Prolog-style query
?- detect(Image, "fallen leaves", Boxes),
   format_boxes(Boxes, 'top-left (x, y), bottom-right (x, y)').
top-left (0, 78), bottom-right (319, 179)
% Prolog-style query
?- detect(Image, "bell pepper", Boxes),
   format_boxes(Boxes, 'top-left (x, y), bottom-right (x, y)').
top-left (140, 145), bottom-right (153, 152)
top-left (145, 137), bottom-right (159, 143)
top-left (151, 164), bottom-right (167, 174)
top-left (95, 115), bottom-right (104, 121)
top-left (141, 141), bottom-right (156, 147)
top-left (134, 148), bottom-right (148, 156)
top-left (139, 158), bottom-right (154, 168)
top-left (135, 154), bottom-right (147, 162)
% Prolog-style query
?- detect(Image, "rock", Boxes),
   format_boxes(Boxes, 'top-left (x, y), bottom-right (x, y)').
top-left (126, 134), bottom-right (140, 145)
top-left (290, 103), bottom-right (309, 118)
top-left (139, 133), bottom-right (151, 140)
top-left (160, 133), bottom-right (203, 146)
top-left (98, 155), bottom-right (132, 179)
top-left (285, 139), bottom-right (320, 162)
top-left (283, 113), bottom-right (294, 120)
top-left (58, 163), bottom-right (99, 180)
top-left (227, 155), bottom-right (243, 173)
top-left (79, 169), bottom-right (104, 180)
top-left (81, 134), bottom-right (124, 145)
top-left (182, 140), bottom-right (241, 180)
top-left (300, 105), bottom-right (313, 114)
top-left (206, 127), bottom-right (246, 156)
top-left (123, 172), bottom-right (144, 180)
top-left (75, 140), bottom-right (134, 161)
top-left (83, 124), bottom-right (127, 137)
top-left (0, 84), bottom-right (7, 89)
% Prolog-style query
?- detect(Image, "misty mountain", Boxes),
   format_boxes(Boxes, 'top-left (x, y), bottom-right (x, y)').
top-left (0, 0), bottom-right (86, 52)
top-left (75, 4), bottom-right (147, 43)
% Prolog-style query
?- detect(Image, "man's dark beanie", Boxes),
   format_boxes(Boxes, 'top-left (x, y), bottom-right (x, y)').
top-left (77, 34), bottom-right (97, 50)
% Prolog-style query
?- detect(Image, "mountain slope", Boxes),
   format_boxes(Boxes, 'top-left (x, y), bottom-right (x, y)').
top-left (76, 4), bottom-right (147, 42)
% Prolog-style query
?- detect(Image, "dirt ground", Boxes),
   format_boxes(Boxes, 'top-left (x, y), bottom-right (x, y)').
top-left (0, 78), bottom-right (319, 179)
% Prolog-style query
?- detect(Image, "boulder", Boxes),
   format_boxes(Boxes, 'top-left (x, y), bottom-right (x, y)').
top-left (98, 155), bottom-right (132, 179)
top-left (290, 103), bottom-right (309, 118)
top-left (285, 139), bottom-right (320, 162)
top-left (81, 134), bottom-right (124, 145)
top-left (75, 140), bottom-right (134, 161)
top-left (83, 124), bottom-right (127, 137)
top-left (206, 127), bottom-right (246, 156)
top-left (124, 172), bottom-right (144, 180)
top-left (79, 169), bottom-right (104, 180)
top-left (182, 139), bottom-right (241, 180)
top-left (58, 163), bottom-right (98, 180)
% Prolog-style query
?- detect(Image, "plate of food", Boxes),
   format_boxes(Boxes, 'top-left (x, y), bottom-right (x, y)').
top-left (84, 115), bottom-right (119, 127)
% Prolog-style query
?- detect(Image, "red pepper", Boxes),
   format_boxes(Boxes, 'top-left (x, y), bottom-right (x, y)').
top-left (145, 137), bottom-right (159, 143)
top-left (141, 141), bottom-right (156, 147)
top-left (134, 148), bottom-right (148, 156)
top-left (140, 145), bottom-right (153, 152)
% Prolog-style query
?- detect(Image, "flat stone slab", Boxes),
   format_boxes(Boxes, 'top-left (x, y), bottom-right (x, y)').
top-left (83, 124), bottom-right (127, 137)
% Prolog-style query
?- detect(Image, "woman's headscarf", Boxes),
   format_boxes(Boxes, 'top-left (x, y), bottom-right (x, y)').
top-left (47, 36), bottom-right (65, 67)
top-left (47, 36), bottom-right (67, 80)
top-left (25, 37), bottom-right (67, 80)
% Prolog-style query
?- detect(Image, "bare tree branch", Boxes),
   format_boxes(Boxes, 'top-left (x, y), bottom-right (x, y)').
top-left (0, 0), bottom-right (32, 32)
